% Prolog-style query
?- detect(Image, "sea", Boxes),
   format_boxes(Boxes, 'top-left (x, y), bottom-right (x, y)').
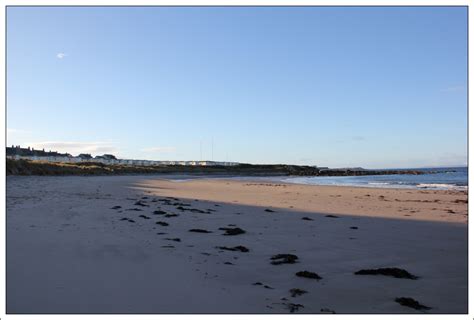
top-left (169, 167), bottom-right (468, 191)
top-left (279, 167), bottom-right (468, 190)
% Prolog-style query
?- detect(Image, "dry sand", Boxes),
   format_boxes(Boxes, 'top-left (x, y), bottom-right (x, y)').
top-left (6, 175), bottom-right (468, 314)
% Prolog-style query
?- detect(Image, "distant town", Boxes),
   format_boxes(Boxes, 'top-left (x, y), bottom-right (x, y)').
top-left (6, 145), bottom-right (240, 167)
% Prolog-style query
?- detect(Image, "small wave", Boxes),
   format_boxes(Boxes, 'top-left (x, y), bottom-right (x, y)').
top-left (416, 183), bottom-right (467, 190)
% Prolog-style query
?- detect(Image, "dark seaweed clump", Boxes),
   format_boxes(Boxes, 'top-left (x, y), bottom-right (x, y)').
top-left (271, 254), bottom-right (299, 265)
top-left (165, 213), bottom-right (179, 218)
top-left (395, 297), bottom-right (431, 310)
top-left (354, 268), bottom-right (418, 280)
top-left (217, 245), bottom-right (249, 252)
top-left (295, 271), bottom-right (322, 280)
top-left (219, 227), bottom-right (246, 236)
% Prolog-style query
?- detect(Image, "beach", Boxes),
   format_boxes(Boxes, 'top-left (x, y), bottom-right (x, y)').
top-left (6, 175), bottom-right (468, 314)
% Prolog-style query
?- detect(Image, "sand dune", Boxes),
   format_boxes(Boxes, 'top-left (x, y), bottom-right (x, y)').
top-left (6, 176), bottom-right (468, 313)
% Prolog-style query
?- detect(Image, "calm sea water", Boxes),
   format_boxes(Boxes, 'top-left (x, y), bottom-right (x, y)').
top-left (280, 167), bottom-right (468, 190)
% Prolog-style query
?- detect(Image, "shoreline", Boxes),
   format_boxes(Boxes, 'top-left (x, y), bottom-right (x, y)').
top-left (7, 175), bottom-right (468, 313)
top-left (164, 175), bottom-right (468, 192)
top-left (8, 172), bottom-right (468, 192)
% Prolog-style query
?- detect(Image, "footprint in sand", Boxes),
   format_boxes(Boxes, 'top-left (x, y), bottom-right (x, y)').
top-left (189, 229), bottom-right (212, 233)
top-left (320, 308), bottom-right (336, 314)
top-left (219, 227), bottom-right (246, 236)
top-left (252, 282), bottom-right (274, 289)
top-left (216, 245), bottom-right (249, 252)
top-left (289, 288), bottom-right (307, 297)
top-left (285, 303), bottom-right (304, 313)
top-left (134, 201), bottom-right (149, 207)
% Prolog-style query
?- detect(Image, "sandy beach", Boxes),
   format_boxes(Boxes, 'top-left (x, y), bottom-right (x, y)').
top-left (6, 175), bottom-right (468, 314)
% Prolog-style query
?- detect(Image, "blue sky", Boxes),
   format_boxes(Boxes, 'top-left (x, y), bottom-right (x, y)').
top-left (7, 6), bottom-right (467, 168)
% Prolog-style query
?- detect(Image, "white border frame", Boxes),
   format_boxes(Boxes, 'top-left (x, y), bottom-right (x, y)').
top-left (0, 2), bottom-right (470, 320)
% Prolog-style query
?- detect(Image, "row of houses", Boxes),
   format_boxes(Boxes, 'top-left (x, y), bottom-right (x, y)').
top-left (7, 154), bottom-right (239, 167)
top-left (6, 146), bottom-right (239, 166)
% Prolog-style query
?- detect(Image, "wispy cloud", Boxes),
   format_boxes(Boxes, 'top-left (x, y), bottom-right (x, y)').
top-left (56, 52), bottom-right (67, 59)
top-left (141, 147), bottom-right (176, 153)
top-left (25, 141), bottom-right (118, 156)
top-left (352, 136), bottom-right (366, 141)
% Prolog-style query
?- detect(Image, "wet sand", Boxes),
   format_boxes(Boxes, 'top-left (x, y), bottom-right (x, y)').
top-left (6, 175), bottom-right (468, 313)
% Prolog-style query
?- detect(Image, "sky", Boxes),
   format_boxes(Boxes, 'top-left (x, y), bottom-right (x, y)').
top-left (6, 6), bottom-right (468, 169)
